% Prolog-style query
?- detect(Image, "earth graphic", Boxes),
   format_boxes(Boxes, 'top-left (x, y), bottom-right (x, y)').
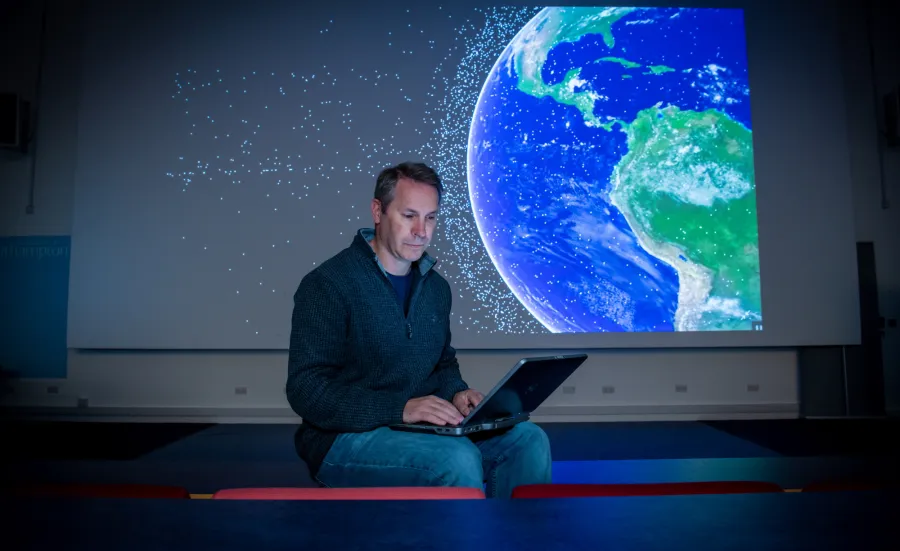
top-left (467, 7), bottom-right (762, 333)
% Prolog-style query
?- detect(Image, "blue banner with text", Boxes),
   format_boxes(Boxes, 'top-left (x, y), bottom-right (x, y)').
top-left (0, 236), bottom-right (70, 379)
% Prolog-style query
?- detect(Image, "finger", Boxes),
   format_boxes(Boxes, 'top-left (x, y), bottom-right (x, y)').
top-left (424, 412), bottom-right (447, 426)
top-left (459, 394), bottom-right (478, 415)
top-left (429, 396), bottom-right (461, 415)
top-left (450, 399), bottom-right (468, 416)
top-left (461, 391), bottom-right (480, 409)
top-left (470, 392), bottom-right (484, 407)
top-left (432, 411), bottom-right (459, 425)
top-left (430, 403), bottom-right (464, 424)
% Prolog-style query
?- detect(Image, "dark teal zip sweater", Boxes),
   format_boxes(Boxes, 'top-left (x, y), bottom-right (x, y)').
top-left (286, 228), bottom-right (469, 477)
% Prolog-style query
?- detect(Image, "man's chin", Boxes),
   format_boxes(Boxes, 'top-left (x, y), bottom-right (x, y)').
top-left (403, 245), bottom-right (426, 260)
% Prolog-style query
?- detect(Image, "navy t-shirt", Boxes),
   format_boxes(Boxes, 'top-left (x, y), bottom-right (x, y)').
top-left (385, 271), bottom-right (413, 315)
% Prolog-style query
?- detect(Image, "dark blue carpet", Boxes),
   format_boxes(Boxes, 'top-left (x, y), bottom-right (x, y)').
top-left (540, 422), bottom-right (779, 460)
top-left (138, 422), bottom-right (780, 462)
top-left (7, 420), bottom-right (898, 494)
top-left (16, 456), bottom-right (899, 494)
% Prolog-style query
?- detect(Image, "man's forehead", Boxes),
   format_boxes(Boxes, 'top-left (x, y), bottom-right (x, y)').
top-left (399, 204), bottom-right (440, 213)
top-left (393, 183), bottom-right (439, 208)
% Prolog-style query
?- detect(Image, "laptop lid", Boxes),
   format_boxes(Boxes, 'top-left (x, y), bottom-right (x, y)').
top-left (464, 354), bottom-right (588, 425)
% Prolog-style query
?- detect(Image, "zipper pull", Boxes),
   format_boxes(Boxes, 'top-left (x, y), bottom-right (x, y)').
top-left (407, 323), bottom-right (412, 339)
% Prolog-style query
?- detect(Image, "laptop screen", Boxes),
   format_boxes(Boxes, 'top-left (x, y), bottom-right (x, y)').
top-left (465, 354), bottom-right (588, 423)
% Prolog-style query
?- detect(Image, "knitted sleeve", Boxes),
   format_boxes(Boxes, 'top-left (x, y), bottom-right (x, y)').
top-left (286, 270), bottom-right (407, 431)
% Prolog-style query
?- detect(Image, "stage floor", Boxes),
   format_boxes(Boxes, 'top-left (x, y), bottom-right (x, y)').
top-left (3, 418), bottom-right (898, 494)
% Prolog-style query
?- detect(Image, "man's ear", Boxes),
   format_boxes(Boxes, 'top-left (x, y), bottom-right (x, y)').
top-left (371, 199), bottom-right (382, 224)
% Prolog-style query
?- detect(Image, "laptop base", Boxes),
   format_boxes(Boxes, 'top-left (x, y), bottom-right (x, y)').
top-left (389, 413), bottom-right (529, 437)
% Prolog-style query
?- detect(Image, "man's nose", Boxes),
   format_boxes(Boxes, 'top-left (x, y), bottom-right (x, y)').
top-left (412, 218), bottom-right (425, 236)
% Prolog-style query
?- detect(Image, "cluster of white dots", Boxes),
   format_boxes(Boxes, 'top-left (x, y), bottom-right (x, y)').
top-left (165, 6), bottom-right (548, 338)
top-left (424, 6), bottom-right (549, 335)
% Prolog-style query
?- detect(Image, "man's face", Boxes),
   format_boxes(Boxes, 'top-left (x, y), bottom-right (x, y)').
top-left (371, 177), bottom-right (439, 274)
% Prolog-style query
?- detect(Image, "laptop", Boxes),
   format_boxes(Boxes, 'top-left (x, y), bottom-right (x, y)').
top-left (390, 353), bottom-right (588, 436)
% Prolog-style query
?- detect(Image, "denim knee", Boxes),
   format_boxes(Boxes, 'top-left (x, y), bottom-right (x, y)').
top-left (517, 422), bottom-right (551, 456)
top-left (476, 422), bottom-right (552, 497)
top-left (434, 440), bottom-right (484, 488)
top-left (516, 422), bottom-right (552, 471)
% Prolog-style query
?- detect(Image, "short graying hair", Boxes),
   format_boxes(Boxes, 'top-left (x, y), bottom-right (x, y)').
top-left (374, 162), bottom-right (443, 212)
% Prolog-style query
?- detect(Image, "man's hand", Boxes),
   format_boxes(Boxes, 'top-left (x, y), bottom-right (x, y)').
top-left (452, 388), bottom-right (485, 417)
top-left (403, 396), bottom-right (464, 426)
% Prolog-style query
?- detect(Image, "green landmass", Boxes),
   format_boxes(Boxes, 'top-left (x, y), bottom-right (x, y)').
top-left (597, 57), bottom-right (677, 76)
top-left (646, 65), bottom-right (675, 75)
top-left (510, 7), bottom-right (636, 129)
top-left (510, 8), bottom-right (680, 130)
top-left (609, 104), bottom-right (761, 330)
top-left (596, 56), bottom-right (641, 69)
top-left (540, 68), bottom-right (620, 130)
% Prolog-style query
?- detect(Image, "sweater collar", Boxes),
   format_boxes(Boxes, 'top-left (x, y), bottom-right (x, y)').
top-left (354, 228), bottom-right (436, 276)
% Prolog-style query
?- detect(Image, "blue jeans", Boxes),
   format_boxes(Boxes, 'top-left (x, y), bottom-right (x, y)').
top-left (314, 421), bottom-right (552, 498)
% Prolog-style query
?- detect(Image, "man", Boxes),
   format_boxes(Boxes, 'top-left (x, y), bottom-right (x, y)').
top-left (286, 162), bottom-right (552, 497)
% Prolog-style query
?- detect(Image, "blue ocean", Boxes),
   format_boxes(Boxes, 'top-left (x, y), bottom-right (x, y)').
top-left (468, 7), bottom-right (752, 333)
